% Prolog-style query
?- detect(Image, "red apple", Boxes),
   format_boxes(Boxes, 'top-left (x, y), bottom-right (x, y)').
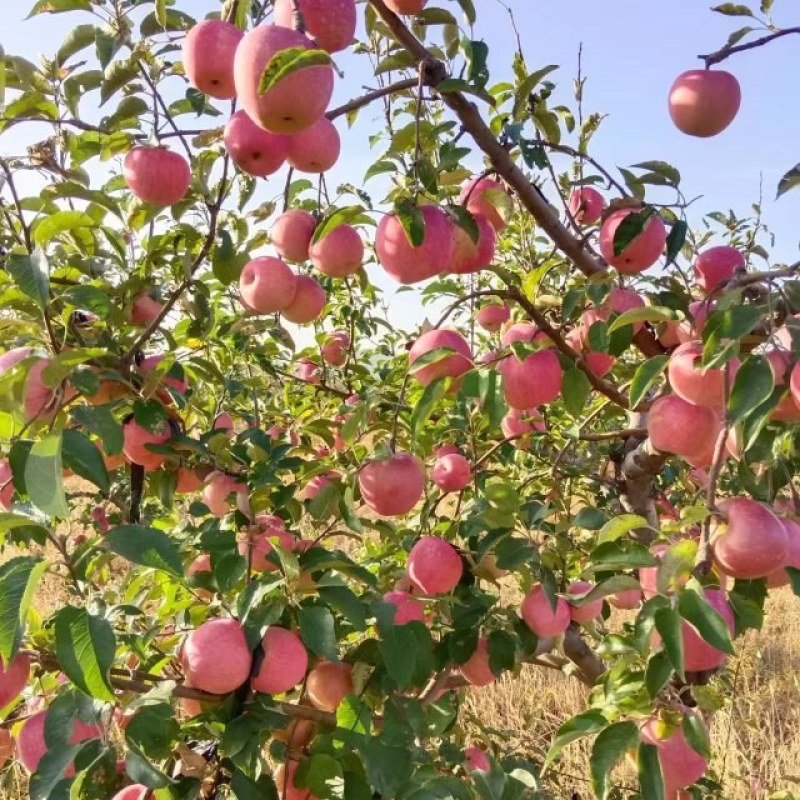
top-left (359, 452), bottom-right (424, 516)
top-left (567, 580), bottom-right (603, 624)
top-left (448, 213), bottom-right (496, 274)
top-left (182, 20), bottom-right (243, 100)
top-left (138, 354), bottom-right (189, 396)
top-left (520, 585), bottom-right (570, 637)
top-left (694, 245), bottom-right (744, 293)
top-left (408, 328), bottom-right (473, 386)
top-left (17, 710), bottom-right (102, 775)
top-left (668, 341), bottom-right (738, 408)
top-left (459, 176), bottom-right (510, 232)
top-left (274, 0), bottom-right (357, 53)
top-left (648, 394), bottom-right (722, 460)
top-left (282, 274), bottom-right (326, 324)
top-left (383, 590), bottom-right (425, 625)
top-left (501, 408), bottom-right (545, 440)
top-left (123, 147), bottom-right (191, 207)
top-left (682, 588), bottom-right (734, 671)
top-left (669, 69), bottom-right (741, 137)
top-left (203, 471), bottom-right (247, 517)
top-left (407, 536), bottom-right (463, 595)
top-left (111, 786), bottom-right (152, 800)
top-left (295, 357), bottom-right (321, 384)
top-left (286, 116), bottom-right (340, 173)
top-left (431, 453), bottom-right (471, 493)
top-left (499, 348), bottom-right (562, 410)
top-left (765, 350), bottom-right (800, 422)
top-left (0, 652), bottom-right (31, 709)
top-left (239, 256), bottom-right (298, 314)
top-left (224, 110), bottom-right (288, 177)
top-left (272, 209), bottom-right (317, 263)
top-left (476, 303), bottom-right (510, 332)
top-left (641, 713), bottom-right (708, 795)
top-left (181, 618), bottom-right (252, 694)
top-left (460, 637), bottom-right (496, 687)
top-left (251, 626), bottom-right (308, 694)
top-left (767, 518), bottom-right (800, 588)
top-left (310, 223), bottom-right (364, 277)
top-left (274, 760), bottom-right (319, 800)
top-left (129, 290), bottom-right (163, 326)
top-left (465, 746), bottom-right (491, 773)
top-left (321, 331), bottom-right (350, 366)
top-left (0, 459), bottom-right (14, 509)
top-left (306, 661), bottom-right (353, 711)
top-left (176, 467), bottom-right (203, 494)
top-left (608, 588), bottom-right (642, 610)
top-left (233, 25), bottom-right (334, 134)
top-left (599, 209), bottom-right (667, 274)
top-left (569, 187), bottom-right (605, 225)
top-left (123, 418), bottom-right (171, 471)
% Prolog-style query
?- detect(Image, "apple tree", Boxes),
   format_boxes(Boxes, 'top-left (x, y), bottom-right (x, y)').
top-left (0, 0), bottom-right (799, 798)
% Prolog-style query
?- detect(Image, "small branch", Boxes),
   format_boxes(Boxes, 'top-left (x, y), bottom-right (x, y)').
top-left (389, 372), bottom-right (410, 452)
top-left (326, 78), bottom-right (418, 120)
top-left (0, 159), bottom-right (33, 251)
top-left (700, 26), bottom-right (800, 67)
top-left (432, 288), bottom-right (509, 330)
top-left (136, 62), bottom-right (194, 161)
top-left (579, 427), bottom-right (647, 442)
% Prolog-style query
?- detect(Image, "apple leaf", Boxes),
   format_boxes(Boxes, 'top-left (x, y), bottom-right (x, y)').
top-left (258, 47), bottom-right (331, 96)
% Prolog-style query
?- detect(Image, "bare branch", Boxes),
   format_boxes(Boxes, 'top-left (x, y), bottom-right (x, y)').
top-left (700, 27), bottom-right (800, 67)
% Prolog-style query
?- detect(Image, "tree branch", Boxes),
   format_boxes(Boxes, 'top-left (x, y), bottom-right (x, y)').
top-left (327, 78), bottom-right (418, 120)
top-left (700, 26), bottom-right (800, 67)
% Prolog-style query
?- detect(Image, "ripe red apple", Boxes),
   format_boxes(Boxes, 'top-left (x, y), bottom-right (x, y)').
top-left (123, 418), bottom-right (171, 471)
top-left (310, 223), bottom-right (364, 277)
top-left (286, 117), bottom-right (340, 173)
top-left (767, 518), bottom-right (800, 588)
top-left (459, 176), bottom-right (510, 232)
top-left (274, 760), bottom-right (319, 800)
top-left (460, 637), bottom-right (496, 687)
top-left (273, 717), bottom-right (316, 749)
top-left (476, 303), bottom-right (510, 332)
top-left (181, 618), bottom-right (252, 694)
top-left (521, 585), bottom-right (570, 637)
top-left (694, 245), bottom-right (744, 293)
top-left (358, 452), bottom-right (424, 516)
top-left (240, 516), bottom-right (298, 572)
top-left (431, 453), bottom-right (471, 493)
top-left (567, 580), bottom-right (603, 624)
top-left (240, 256), bottom-right (298, 314)
top-left (648, 394), bottom-right (722, 460)
top-left (281, 274), bottom-right (326, 324)
top-left (182, 20), bottom-right (243, 100)
top-left (408, 328), bottom-right (473, 386)
top-left (17, 709), bottom-right (102, 775)
top-left (129, 290), bottom-right (163, 326)
top-left (251, 626), bottom-right (308, 694)
top-left (0, 458), bottom-right (13, 509)
top-left (499, 348), bottom-right (562, 410)
top-left (583, 349), bottom-right (616, 379)
top-left (111, 786), bottom-right (152, 800)
top-left (501, 408), bottom-right (545, 440)
top-left (501, 323), bottom-right (546, 347)
top-left (376, 205), bottom-right (454, 284)
top-left (383, 590), bottom-right (425, 625)
top-left (138, 354), bottom-right (189, 396)
top-left (641, 713), bottom-right (708, 796)
top-left (669, 69), bottom-right (741, 137)
top-left (187, 553), bottom-right (211, 579)
top-left (213, 412), bottom-right (235, 436)
top-left (303, 470), bottom-right (340, 501)
top-left (295, 357), bottom-right (321, 384)
top-left (608, 588), bottom-right (642, 610)
top-left (22, 358), bottom-right (60, 422)
top-left (233, 25), bottom-right (334, 134)
top-left (569, 187), bottom-right (605, 225)
top-left (668, 341), bottom-right (738, 408)
top-left (599, 209), bottom-right (667, 274)
top-left (123, 147), bottom-right (191, 207)
top-left (203, 471), bottom-right (247, 517)
top-left (274, 0), bottom-right (357, 53)
top-left (606, 287), bottom-right (646, 333)
top-left (306, 661), bottom-right (353, 711)
top-left (448, 213), bottom-right (497, 274)
top-left (321, 331), bottom-right (350, 366)
top-left (764, 350), bottom-right (800, 422)
top-left (682, 588), bottom-right (734, 671)
top-left (224, 110), bottom-right (288, 177)
top-left (0, 652), bottom-right (30, 709)
top-left (711, 497), bottom-right (789, 579)
top-left (176, 467), bottom-right (203, 494)
top-left (465, 746), bottom-right (491, 773)
top-left (407, 536), bottom-right (463, 595)
top-left (272, 209), bottom-right (317, 263)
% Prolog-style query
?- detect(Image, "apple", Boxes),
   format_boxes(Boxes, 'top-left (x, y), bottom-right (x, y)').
top-left (187, 553), bottom-right (212, 601)
top-left (569, 187), bottom-right (605, 225)
top-left (476, 303), bottom-right (510, 332)
top-left (239, 516), bottom-right (298, 571)
top-left (694, 245), bottom-right (744, 293)
top-left (321, 331), bottom-right (350, 366)
top-left (407, 536), bottom-right (463, 594)
top-left (123, 418), bottom-right (171, 471)
top-left (465, 746), bottom-right (491, 772)
top-left (306, 661), bottom-right (353, 711)
top-left (648, 395), bottom-right (722, 460)
top-left (129, 290), bottom-right (163, 326)
top-left (273, 0), bottom-right (357, 53)
top-left (0, 652), bottom-right (30, 709)
top-left (767, 518), bottom-right (800, 588)
top-left (376, 205), bottom-right (454, 284)
top-left (761, 350), bottom-right (800, 422)
top-left (567, 580), bottom-right (603, 624)
top-left (711, 497), bottom-right (789, 579)
top-left (459, 176), bottom-right (510, 232)
top-left (309, 223), bottom-right (364, 277)
top-left (383, 590), bottom-right (425, 625)
top-left (435, 444), bottom-right (461, 458)
top-left (0, 459), bottom-right (14, 509)
top-left (274, 760), bottom-right (319, 800)
top-left (501, 323), bottom-right (545, 347)
top-left (111, 786), bottom-right (152, 800)
top-left (181, 618), bottom-right (252, 694)
top-left (295, 357), bottom-right (321, 384)
top-left (599, 209), bottom-right (667, 274)
top-left (123, 147), bottom-right (191, 207)
top-left (359, 452), bottom-right (424, 516)
top-left (668, 341), bottom-right (738, 408)
top-left (608, 588), bottom-right (642, 610)
top-left (303, 470), bottom-right (340, 501)
top-left (520, 585), bottom-right (570, 637)
top-left (431, 453), bottom-right (471, 492)
top-left (460, 637), bottom-right (496, 687)
top-left (251, 626), bottom-right (308, 694)
top-left (286, 116), bottom-right (340, 173)
top-left (203, 471), bottom-right (247, 517)
top-left (282, 274), bottom-right (326, 324)
top-left (501, 408), bottom-right (545, 440)
top-left (272, 209), bottom-right (317, 263)
top-left (182, 20), bottom-right (243, 100)
top-left (213, 412), bottom-right (235, 436)
top-left (273, 717), bottom-right (316, 750)
top-left (641, 713), bottom-right (708, 796)
top-left (233, 24), bottom-right (334, 134)
top-left (499, 348), bottom-right (562, 410)
top-left (448, 213), bottom-right (497, 274)
top-left (240, 256), bottom-right (298, 314)
top-left (669, 69), bottom-right (741, 137)
top-left (138, 354), bottom-right (189, 396)
top-left (583, 349), bottom-right (616, 379)
top-left (682, 588), bottom-right (734, 671)
top-left (17, 709), bottom-right (102, 775)
top-left (606, 287), bottom-right (646, 333)
top-left (176, 467), bottom-right (203, 494)
top-left (224, 109), bottom-right (288, 177)
top-left (408, 328), bottom-right (473, 386)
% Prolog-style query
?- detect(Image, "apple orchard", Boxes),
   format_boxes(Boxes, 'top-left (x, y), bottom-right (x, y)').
top-left (1, 0), bottom-right (800, 798)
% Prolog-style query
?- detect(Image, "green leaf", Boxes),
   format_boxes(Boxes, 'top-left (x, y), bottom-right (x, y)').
top-left (213, 229), bottom-right (247, 285)
top-left (711, 3), bottom-right (754, 16)
top-left (629, 355), bottom-right (668, 409)
top-left (104, 525), bottom-right (183, 576)
top-left (591, 540), bottom-right (656, 569)
top-left (155, 0), bottom-right (167, 28)
top-left (543, 710), bottom-right (608, 769)
top-left (654, 606), bottom-right (684, 680)
top-left (665, 220), bottom-right (688, 265)
top-left (637, 743), bottom-right (665, 800)
top-left (28, 0), bottom-right (92, 15)
top-left (682, 712), bottom-right (711, 759)
top-left (258, 47), bottom-right (331, 95)
top-left (573, 507), bottom-right (608, 530)
top-left (775, 164), bottom-right (800, 198)
top-left (362, 739), bottom-right (412, 797)
top-left (512, 65), bottom-right (559, 121)
top-left (62, 284), bottom-right (114, 318)
top-left (411, 379), bottom-right (446, 441)
top-left (728, 355), bottom-right (774, 425)
top-left (562, 367), bottom-right (591, 418)
top-left (612, 208), bottom-right (655, 257)
top-left (589, 721), bottom-right (639, 799)
top-left (25, 432), bottom-right (69, 518)
top-left (54, 606), bottom-right (116, 702)
top-left (298, 605), bottom-right (338, 661)
top-left (394, 200), bottom-right (425, 247)
top-left (596, 514), bottom-right (649, 545)
top-left (33, 210), bottom-right (95, 246)
top-left (56, 23), bottom-right (97, 65)
top-left (71, 405), bottom-right (123, 455)
top-left (296, 753), bottom-right (344, 800)
top-left (645, 650), bottom-right (674, 698)
top-left (0, 556), bottom-right (46, 662)
top-left (311, 205), bottom-right (370, 244)
top-left (62, 428), bottom-right (109, 493)
top-left (607, 306), bottom-right (677, 332)
top-left (677, 587), bottom-right (734, 655)
top-left (7, 251), bottom-right (49, 309)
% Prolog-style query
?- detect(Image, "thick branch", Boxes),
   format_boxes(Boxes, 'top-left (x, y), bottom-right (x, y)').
top-left (700, 27), bottom-right (800, 67)
top-left (562, 627), bottom-right (606, 685)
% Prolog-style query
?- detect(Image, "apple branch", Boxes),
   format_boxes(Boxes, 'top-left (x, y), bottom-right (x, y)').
top-left (327, 78), bottom-right (418, 120)
top-left (700, 26), bottom-right (800, 67)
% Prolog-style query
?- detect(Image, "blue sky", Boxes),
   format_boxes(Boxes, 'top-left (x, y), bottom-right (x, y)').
top-left (3, 0), bottom-right (800, 332)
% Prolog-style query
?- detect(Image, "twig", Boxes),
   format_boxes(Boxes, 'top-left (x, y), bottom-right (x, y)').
top-left (326, 78), bottom-right (418, 120)
top-left (579, 427), bottom-right (647, 442)
top-left (700, 26), bottom-right (800, 67)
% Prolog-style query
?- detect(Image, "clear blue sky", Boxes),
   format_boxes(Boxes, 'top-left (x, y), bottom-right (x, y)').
top-left (4, 1), bottom-right (800, 331)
